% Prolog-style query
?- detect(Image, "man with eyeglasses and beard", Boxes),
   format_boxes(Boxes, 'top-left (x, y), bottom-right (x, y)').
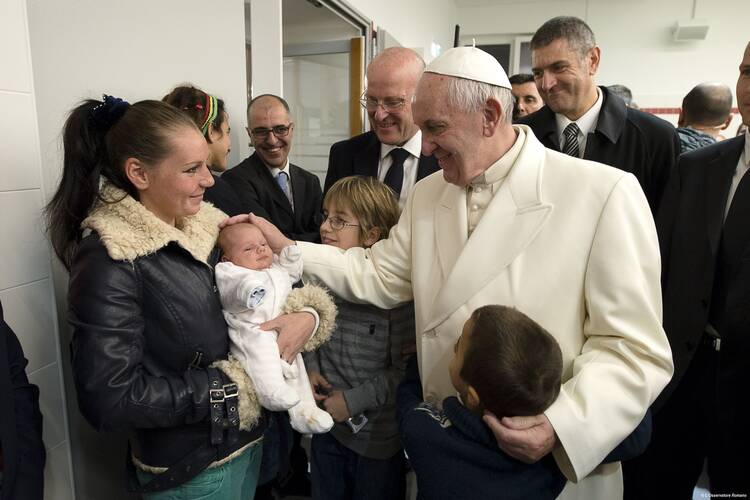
top-left (324, 47), bottom-right (440, 209)
top-left (224, 94), bottom-right (323, 244)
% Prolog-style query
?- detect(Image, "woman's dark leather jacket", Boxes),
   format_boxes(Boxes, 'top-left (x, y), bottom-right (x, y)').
top-left (67, 187), bottom-right (264, 468)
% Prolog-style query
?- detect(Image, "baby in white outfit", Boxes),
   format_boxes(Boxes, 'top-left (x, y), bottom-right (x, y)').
top-left (215, 222), bottom-right (333, 434)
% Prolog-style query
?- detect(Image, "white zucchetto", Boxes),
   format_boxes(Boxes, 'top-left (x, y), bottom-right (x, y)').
top-left (424, 46), bottom-right (512, 89)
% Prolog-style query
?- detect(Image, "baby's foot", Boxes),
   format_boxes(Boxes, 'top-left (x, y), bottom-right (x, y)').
top-left (289, 404), bottom-right (334, 434)
top-left (259, 384), bottom-right (300, 411)
top-left (281, 360), bottom-right (298, 379)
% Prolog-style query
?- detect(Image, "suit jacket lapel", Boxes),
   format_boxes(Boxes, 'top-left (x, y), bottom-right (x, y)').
top-left (290, 164), bottom-right (305, 222)
top-left (705, 136), bottom-right (745, 256)
top-left (425, 132), bottom-right (553, 331)
top-left (533, 107), bottom-right (559, 151)
top-left (253, 153), bottom-right (293, 216)
top-left (353, 132), bottom-right (380, 177)
top-left (433, 184), bottom-right (468, 288)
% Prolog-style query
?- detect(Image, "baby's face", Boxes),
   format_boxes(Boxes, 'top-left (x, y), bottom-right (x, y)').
top-left (220, 223), bottom-right (273, 270)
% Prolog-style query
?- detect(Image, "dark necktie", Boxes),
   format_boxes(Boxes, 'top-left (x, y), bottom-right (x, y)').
top-left (384, 148), bottom-right (410, 197)
top-left (562, 123), bottom-right (581, 158)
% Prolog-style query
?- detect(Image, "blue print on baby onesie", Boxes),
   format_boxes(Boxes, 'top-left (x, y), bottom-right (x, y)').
top-left (248, 287), bottom-right (266, 308)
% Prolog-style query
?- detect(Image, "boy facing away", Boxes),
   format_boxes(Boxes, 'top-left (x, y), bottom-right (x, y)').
top-left (398, 305), bottom-right (652, 500)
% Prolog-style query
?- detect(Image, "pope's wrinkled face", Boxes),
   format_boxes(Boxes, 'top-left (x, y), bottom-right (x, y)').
top-left (413, 74), bottom-right (488, 187)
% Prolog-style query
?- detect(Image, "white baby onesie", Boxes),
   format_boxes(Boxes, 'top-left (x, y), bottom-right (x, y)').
top-left (216, 245), bottom-right (333, 434)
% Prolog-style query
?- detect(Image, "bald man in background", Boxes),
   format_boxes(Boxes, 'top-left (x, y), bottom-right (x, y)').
top-left (324, 47), bottom-right (439, 208)
top-left (623, 41), bottom-right (750, 500)
top-left (677, 82), bottom-right (734, 153)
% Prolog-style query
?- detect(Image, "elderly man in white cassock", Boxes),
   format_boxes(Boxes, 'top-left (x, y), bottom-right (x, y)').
top-left (245, 47), bottom-right (673, 499)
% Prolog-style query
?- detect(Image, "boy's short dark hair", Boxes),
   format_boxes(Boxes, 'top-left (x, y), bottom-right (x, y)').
top-left (460, 305), bottom-right (563, 418)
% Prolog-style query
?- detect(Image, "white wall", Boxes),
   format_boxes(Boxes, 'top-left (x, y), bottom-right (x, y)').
top-left (347, 0), bottom-right (458, 60)
top-left (29, 0), bottom-right (251, 186)
top-left (456, 0), bottom-right (749, 133)
top-left (0, 0), bottom-right (75, 498)
top-left (26, 1), bottom-right (250, 498)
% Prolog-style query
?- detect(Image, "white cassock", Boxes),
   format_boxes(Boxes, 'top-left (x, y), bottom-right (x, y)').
top-left (298, 126), bottom-right (673, 499)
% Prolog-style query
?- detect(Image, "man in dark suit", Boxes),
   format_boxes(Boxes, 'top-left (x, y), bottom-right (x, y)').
top-left (519, 16), bottom-right (679, 213)
top-left (0, 301), bottom-right (45, 500)
top-left (324, 47), bottom-right (439, 208)
top-left (623, 41), bottom-right (750, 499)
top-left (223, 94), bottom-right (322, 243)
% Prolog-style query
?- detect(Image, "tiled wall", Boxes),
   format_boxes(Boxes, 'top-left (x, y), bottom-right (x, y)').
top-left (26, 1), bottom-right (249, 497)
top-left (0, 0), bottom-right (75, 498)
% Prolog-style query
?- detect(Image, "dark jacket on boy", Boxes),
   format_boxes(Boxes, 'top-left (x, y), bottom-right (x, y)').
top-left (397, 356), bottom-right (652, 500)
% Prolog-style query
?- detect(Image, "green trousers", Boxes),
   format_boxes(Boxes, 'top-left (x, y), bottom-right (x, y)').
top-left (137, 439), bottom-right (263, 500)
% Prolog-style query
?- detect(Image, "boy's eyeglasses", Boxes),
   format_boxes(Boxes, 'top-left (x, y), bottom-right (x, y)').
top-left (359, 92), bottom-right (408, 113)
top-left (249, 123), bottom-right (293, 139)
top-left (321, 215), bottom-right (359, 231)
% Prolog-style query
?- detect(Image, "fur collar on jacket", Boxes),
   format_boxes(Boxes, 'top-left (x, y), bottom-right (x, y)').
top-left (82, 183), bottom-right (227, 264)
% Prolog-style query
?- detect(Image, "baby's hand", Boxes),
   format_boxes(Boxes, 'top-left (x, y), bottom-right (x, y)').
top-left (308, 371), bottom-right (332, 402)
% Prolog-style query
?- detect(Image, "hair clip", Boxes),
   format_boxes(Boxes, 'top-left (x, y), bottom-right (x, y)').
top-left (199, 94), bottom-right (218, 135)
top-left (91, 94), bottom-right (130, 131)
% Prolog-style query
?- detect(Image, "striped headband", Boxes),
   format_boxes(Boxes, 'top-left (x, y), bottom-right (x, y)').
top-left (199, 93), bottom-right (218, 135)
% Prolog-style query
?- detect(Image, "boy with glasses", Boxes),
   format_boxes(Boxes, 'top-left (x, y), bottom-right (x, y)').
top-left (305, 176), bottom-right (413, 500)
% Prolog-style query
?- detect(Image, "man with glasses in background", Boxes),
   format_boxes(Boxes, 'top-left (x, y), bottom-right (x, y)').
top-left (224, 94), bottom-right (323, 243)
top-left (324, 47), bottom-right (439, 209)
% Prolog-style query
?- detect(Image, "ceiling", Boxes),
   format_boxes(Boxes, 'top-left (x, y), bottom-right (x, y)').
top-left (454, 0), bottom-right (570, 6)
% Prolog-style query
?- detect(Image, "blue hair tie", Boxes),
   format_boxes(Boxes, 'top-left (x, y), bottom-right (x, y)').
top-left (91, 94), bottom-right (130, 130)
